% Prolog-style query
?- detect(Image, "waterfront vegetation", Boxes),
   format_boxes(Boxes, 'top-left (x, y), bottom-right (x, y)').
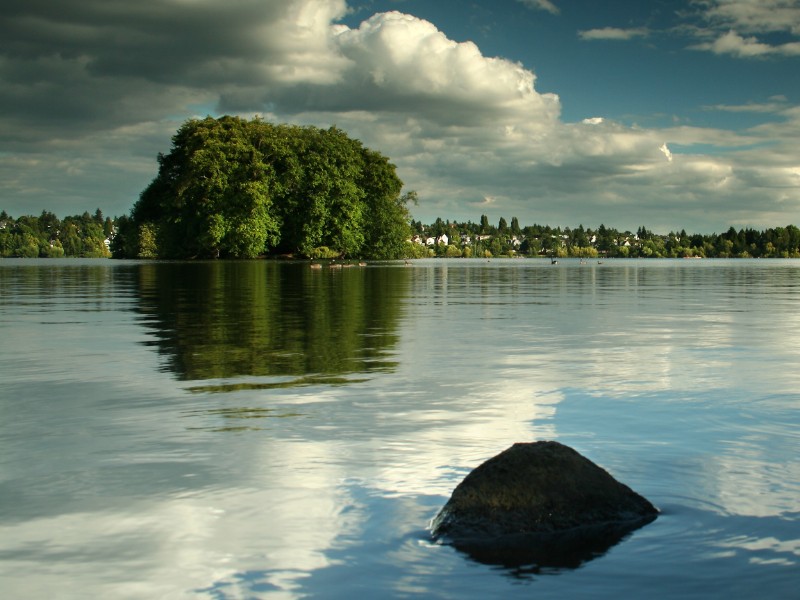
top-left (112, 116), bottom-right (413, 260)
top-left (3, 116), bottom-right (800, 260)
top-left (0, 209), bottom-right (113, 258)
top-left (4, 207), bottom-right (800, 260)
top-left (407, 218), bottom-right (800, 259)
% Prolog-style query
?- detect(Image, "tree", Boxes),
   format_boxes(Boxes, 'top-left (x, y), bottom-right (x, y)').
top-left (596, 224), bottom-right (614, 253)
top-left (122, 116), bottom-right (409, 260)
top-left (360, 156), bottom-right (413, 259)
top-left (132, 116), bottom-right (281, 258)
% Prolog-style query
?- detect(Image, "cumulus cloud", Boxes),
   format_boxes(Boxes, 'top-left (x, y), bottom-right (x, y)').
top-left (0, 0), bottom-right (350, 143)
top-left (1, 0), bottom-right (800, 232)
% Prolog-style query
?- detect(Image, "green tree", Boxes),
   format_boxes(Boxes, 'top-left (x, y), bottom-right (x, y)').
top-left (123, 116), bottom-right (408, 260)
top-left (138, 223), bottom-right (159, 259)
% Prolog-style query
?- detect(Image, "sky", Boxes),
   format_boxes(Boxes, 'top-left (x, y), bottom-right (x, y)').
top-left (3, 0), bottom-right (800, 233)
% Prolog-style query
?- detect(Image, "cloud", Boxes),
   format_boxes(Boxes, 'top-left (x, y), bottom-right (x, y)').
top-left (700, 0), bottom-right (800, 35)
top-left (706, 97), bottom-right (789, 113)
top-left (659, 143), bottom-right (674, 162)
top-left (1, 0), bottom-right (800, 233)
top-left (689, 0), bottom-right (800, 57)
top-left (516, 0), bottom-right (560, 16)
top-left (692, 29), bottom-right (800, 57)
top-left (322, 11), bottom-right (561, 127)
top-left (579, 27), bottom-right (650, 41)
top-left (0, 0), bottom-right (350, 144)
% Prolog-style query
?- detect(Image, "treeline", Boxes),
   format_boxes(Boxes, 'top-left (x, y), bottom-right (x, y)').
top-left (112, 116), bottom-right (414, 260)
top-left (0, 209), bottom-right (113, 258)
top-left (411, 217), bottom-right (800, 259)
top-left (4, 207), bottom-right (800, 260)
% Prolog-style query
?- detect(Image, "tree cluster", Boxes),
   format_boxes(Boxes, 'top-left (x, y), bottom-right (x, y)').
top-left (0, 209), bottom-right (112, 258)
top-left (411, 216), bottom-right (800, 259)
top-left (112, 116), bottom-right (414, 260)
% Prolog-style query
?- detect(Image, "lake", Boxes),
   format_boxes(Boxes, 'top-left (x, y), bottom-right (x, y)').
top-left (1, 258), bottom-right (798, 599)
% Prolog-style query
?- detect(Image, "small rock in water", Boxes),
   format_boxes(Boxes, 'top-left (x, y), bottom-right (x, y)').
top-left (431, 441), bottom-right (658, 568)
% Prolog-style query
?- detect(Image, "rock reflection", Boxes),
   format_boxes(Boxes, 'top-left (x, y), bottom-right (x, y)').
top-left (446, 521), bottom-right (649, 572)
top-left (133, 261), bottom-right (409, 383)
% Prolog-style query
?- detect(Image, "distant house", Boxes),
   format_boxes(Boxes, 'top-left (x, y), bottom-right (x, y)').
top-left (437, 233), bottom-right (449, 246)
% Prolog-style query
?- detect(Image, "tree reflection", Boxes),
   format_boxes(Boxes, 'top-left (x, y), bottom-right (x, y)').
top-left (135, 261), bottom-right (409, 385)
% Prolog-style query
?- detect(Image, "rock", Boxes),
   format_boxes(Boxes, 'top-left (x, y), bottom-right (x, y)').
top-left (431, 441), bottom-right (658, 568)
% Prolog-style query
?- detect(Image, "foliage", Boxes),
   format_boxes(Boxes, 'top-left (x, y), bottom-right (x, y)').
top-left (115, 116), bottom-right (412, 260)
top-left (0, 210), bottom-right (111, 258)
top-left (406, 217), bottom-right (800, 260)
top-left (307, 246), bottom-right (340, 259)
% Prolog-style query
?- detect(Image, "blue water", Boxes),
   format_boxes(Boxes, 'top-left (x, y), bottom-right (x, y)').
top-left (0, 258), bottom-right (798, 598)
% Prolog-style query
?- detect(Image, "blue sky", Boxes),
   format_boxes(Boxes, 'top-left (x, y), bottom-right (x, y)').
top-left (3, 0), bottom-right (800, 233)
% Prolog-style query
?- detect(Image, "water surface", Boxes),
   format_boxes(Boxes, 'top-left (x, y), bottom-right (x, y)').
top-left (1, 258), bottom-right (798, 599)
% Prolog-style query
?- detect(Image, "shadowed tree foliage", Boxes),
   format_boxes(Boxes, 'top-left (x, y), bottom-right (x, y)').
top-left (114, 116), bottom-right (412, 259)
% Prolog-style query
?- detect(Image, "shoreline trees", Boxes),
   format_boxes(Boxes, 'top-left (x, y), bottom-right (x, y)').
top-left (408, 218), bottom-right (800, 259)
top-left (0, 209), bottom-right (112, 258)
top-left (3, 114), bottom-right (800, 261)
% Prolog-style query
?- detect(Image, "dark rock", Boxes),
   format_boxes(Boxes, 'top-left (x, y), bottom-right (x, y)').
top-left (431, 441), bottom-right (658, 568)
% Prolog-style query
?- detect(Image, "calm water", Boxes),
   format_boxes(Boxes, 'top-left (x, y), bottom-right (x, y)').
top-left (1, 258), bottom-right (798, 599)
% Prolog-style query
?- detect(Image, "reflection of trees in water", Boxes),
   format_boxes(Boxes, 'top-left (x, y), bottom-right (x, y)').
top-left (1, 262), bottom-right (137, 307)
top-left (136, 262), bottom-right (408, 382)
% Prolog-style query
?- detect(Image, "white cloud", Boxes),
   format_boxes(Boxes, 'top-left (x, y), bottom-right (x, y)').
top-left (579, 27), bottom-right (650, 41)
top-left (700, 0), bottom-right (800, 35)
top-left (516, 0), bottom-right (560, 16)
top-left (2, 0), bottom-right (800, 232)
top-left (327, 11), bottom-right (561, 127)
top-left (690, 0), bottom-right (800, 57)
top-left (693, 29), bottom-right (800, 57)
top-left (705, 97), bottom-right (790, 113)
